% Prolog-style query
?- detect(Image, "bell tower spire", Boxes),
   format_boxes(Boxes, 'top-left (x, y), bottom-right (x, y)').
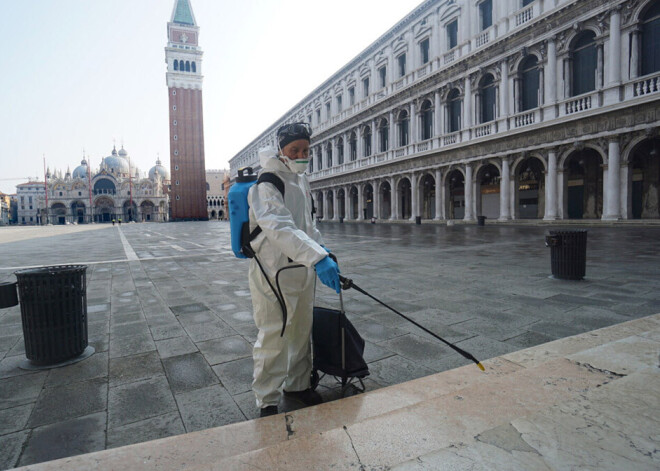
top-left (165, 0), bottom-right (207, 220)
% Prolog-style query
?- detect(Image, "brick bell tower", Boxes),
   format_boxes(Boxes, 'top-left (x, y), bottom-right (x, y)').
top-left (165, 0), bottom-right (207, 220)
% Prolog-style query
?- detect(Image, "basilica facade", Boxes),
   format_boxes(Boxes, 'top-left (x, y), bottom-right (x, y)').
top-left (229, 0), bottom-right (660, 222)
top-left (41, 146), bottom-right (170, 224)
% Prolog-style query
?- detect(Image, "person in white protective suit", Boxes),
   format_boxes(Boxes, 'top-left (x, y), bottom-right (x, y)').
top-left (247, 122), bottom-right (341, 417)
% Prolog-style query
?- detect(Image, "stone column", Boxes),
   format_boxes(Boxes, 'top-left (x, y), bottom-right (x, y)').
top-left (371, 119), bottom-right (377, 155)
top-left (499, 158), bottom-right (512, 220)
top-left (434, 90), bottom-right (442, 139)
top-left (391, 177), bottom-right (398, 220)
top-left (609, 7), bottom-right (622, 85)
top-left (410, 101), bottom-right (417, 144)
top-left (331, 138), bottom-right (338, 167)
top-left (464, 75), bottom-right (472, 129)
top-left (389, 111), bottom-right (396, 150)
top-left (345, 186), bottom-right (351, 219)
top-left (597, 41), bottom-right (604, 89)
top-left (546, 37), bottom-right (557, 110)
top-left (344, 132), bottom-right (350, 162)
top-left (357, 184), bottom-right (364, 220)
top-left (332, 189), bottom-right (339, 221)
top-left (373, 179), bottom-right (380, 220)
top-left (410, 173), bottom-right (418, 221)
top-left (603, 138), bottom-right (622, 220)
top-left (630, 28), bottom-right (641, 79)
top-left (464, 164), bottom-right (474, 221)
top-left (563, 58), bottom-right (571, 98)
top-left (544, 149), bottom-right (559, 220)
top-left (323, 191), bottom-right (330, 220)
top-left (500, 59), bottom-right (509, 119)
top-left (434, 168), bottom-right (443, 220)
top-left (357, 127), bottom-right (363, 159)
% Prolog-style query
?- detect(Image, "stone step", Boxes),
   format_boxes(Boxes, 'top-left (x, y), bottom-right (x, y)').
top-left (16, 314), bottom-right (660, 470)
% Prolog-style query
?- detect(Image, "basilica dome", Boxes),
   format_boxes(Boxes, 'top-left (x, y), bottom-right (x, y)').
top-left (103, 147), bottom-right (130, 175)
top-left (149, 159), bottom-right (170, 181)
top-left (72, 159), bottom-right (89, 179)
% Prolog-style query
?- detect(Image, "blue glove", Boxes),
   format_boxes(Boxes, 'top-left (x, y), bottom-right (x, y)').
top-left (315, 256), bottom-right (341, 293)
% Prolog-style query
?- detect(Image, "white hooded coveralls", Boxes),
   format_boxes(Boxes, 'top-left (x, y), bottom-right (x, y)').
top-left (247, 152), bottom-right (327, 408)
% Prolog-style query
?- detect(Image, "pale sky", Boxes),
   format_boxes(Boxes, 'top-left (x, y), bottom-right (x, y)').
top-left (0, 0), bottom-right (424, 195)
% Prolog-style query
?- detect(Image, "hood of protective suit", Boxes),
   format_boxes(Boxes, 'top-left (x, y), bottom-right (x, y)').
top-left (258, 146), bottom-right (279, 169)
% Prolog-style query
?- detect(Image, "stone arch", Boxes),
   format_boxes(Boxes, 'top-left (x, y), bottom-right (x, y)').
top-left (475, 163), bottom-right (501, 219)
top-left (363, 183), bottom-right (374, 219)
top-left (513, 156), bottom-right (546, 219)
top-left (627, 137), bottom-right (660, 219)
top-left (94, 196), bottom-right (115, 223)
top-left (140, 200), bottom-right (156, 222)
top-left (337, 188), bottom-right (346, 219)
top-left (562, 147), bottom-right (605, 219)
top-left (123, 200), bottom-right (138, 222)
top-left (51, 202), bottom-right (67, 225)
top-left (325, 190), bottom-right (334, 220)
top-left (444, 168), bottom-right (465, 219)
top-left (349, 185), bottom-right (359, 219)
top-left (379, 180), bottom-right (392, 219)
top-left (70, 200), bottom-right (86, 224)
top-left (397, 177), bottom-right (412, 219)
top-left (419, 173), bottom-right (436, 219)
top-left (315, 191), bottom-right (324, 219)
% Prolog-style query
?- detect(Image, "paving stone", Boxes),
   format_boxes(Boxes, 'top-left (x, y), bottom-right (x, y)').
top-left (162, 352), bottom-right (218, 394)
top-left (28, 377), bottom-right (107, 428)
top-left (175, 384), bottom-right (245, 432)
top-left (504, 330), bottom-right (556, 349)
top-left (378, 334), bottom-right (458, 371)
top-left (18, 412), bottom-right (106, 467)
top-left (170, 303), bottom-right (210, 315)
top-left (176, 310), bottom-right (218, 327)
top-left (107, 376), bottom-right (177, 428)
top-left (184, 320), bottom-right (237, 342)
top-left (0, 403), bottom-right (33, 435)
top-left (109, 351), bottom-right (164, 386)
top-left (0, 355), bottom-right (39, 380)
top-left (107, 411), bottom-right (185, 449)
top-left (363, 340), bottom-right (396, 363)
top-left (110, 320), bottom-right (150, 337)
top-left (197, 335), bottom-right (253, 365)
top-left (366, 355), bottom-right (437, 387)
top-left (212, 357), bottom-right (254, 395)
top-left (111, 310), bottom-right (145, 325)
top-left (0, 335), bottom-right (20, 352)
top-left (109, 331), bottom-right (156, 359)
top-left (0, 371), bottom-right (47, 410)
top-left (155, 336), bottom-right (199, 358)
top-left (150, 323), bottom-right (187, 341)
top-left (352, 320), bottom-right (408, 343)
top-left (0, 430), bottom-right (29, 471)
top-left (45, 352), bottom-right (108, 387)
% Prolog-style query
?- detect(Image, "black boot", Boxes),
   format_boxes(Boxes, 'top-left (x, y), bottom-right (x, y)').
top-left (259, 405), bottom-right (278, 417)
top-left (283, 388), bottom-right (323, 407)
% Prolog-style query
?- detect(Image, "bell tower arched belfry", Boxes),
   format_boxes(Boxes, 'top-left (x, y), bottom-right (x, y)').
top-left (165, 0), bottom-right (207, 220)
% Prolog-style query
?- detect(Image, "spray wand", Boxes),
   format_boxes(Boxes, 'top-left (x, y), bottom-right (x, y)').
top-left (339, 275), bottom-right (485, 372)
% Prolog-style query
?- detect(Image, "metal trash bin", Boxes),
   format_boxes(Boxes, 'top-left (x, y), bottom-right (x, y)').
top-left (545, 230), bottom-right (587, 280)
top-left (0, 281), bottom-right (18, 308)
top-left (15, 265), bottom-right (89, 365)
top-left (477, 216), bottom-right (486, 226)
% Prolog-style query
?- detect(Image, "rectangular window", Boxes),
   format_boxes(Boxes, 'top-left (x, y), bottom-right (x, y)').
top-left (307, 114), bottom-right (312, 125)
top-left (21, 196), bottom-right (24, 203)
top-left (522, 0), bottom-right (534, 6)
top-left (325, 102), bottom-right (331, 119)
top-left (447, 20), bottom-right (458, 49)
top-left (378, 66), bottom-right (387, 88)
top-left (316, 109), bottom-right (320, 123)
top-left (29, 196), bottom-right (32, 204)
top-left (336, 94), bottom-right (342, 112)
top-left (398, 53), bottom-right (406, 77)
top-left (420, 38), bottom-right (430, 64)
top-left (480, 0), bottom-right (493, 31)
top-left (362, 77), bottom-right (370, 98)
top-left (348, 87), bottom-right (355, 105)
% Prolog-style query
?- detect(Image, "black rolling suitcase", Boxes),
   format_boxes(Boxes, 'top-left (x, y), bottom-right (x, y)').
top-left (311, 290), bottom-right (369, 393)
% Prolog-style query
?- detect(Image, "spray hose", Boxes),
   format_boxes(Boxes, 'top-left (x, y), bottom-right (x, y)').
top-left (339, 275), bottom-right (485, 372)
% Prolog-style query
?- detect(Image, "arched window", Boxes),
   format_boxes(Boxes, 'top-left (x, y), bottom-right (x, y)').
top-left (309, 150), bottom-right (315, 172)
top-left (480, 74), bottom-right (496, 123)
top-left (398, 110), bottom-right (409, 147)
top-left (447, 89), bottom-right (461, 133)
top-left (337, 138), bottom-right (344, 164)
top-left (326, 143), bottom-right (333, 167)
top-left (420, 100), bottom-right (433, 141)
top-left (571, 31), bottom-right (597, 96)
top-left (379, 119), bottom-right (389, 152)
top-left (363, 126), bottom-right (372, 157)
top-left (174, 60), bottom-right (179, 71)
top-left (316, 148), bottom-right (322, 170)
top-left (520, 55), bottom-right (540, 111)
top-left (642, 2), bottom-right (660, 76)
top-left (185, 61), bottom-right (191, 72)
top-left (349, 132), bottom-right (357, 161)
top-left (192, 61), bottom-right (196, 73)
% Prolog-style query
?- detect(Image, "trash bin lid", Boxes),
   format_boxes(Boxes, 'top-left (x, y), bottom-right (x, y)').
top-left (15, 265), bottom-right (87, 277)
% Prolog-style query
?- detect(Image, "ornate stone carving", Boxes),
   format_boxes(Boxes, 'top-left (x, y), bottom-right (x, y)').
top-left (622, 0), bottom-right (642, 26)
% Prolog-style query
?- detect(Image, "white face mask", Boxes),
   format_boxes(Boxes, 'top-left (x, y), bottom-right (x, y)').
top-left (284, 158), bottom-right (309, 175)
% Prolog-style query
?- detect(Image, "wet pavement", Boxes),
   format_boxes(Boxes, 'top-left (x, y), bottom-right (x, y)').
top-left (0, 221), bottom-right (659, 468)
